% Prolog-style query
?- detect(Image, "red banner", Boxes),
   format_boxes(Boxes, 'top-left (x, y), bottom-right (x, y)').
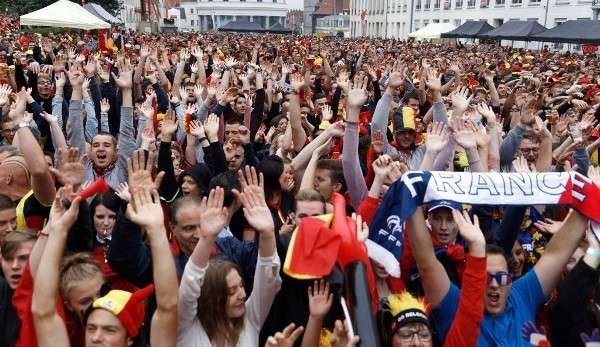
top-left (582, 45), bottom-right (598, 54)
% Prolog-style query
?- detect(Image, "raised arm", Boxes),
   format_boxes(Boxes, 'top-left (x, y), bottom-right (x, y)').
top-left (443, 210), bottom-right (486, 347)
top-left (126, 187), bottom-right (178, 347)
top-left (31, 187), bottom-right (81, 347)
top-left (405, 206), bottom-right (450, 307)
top-left (534, 205), bottom-right (589, 297)
top-left (288, 75), bottom-right (308, 153)
top-left (178, 187), bottom-right (229, 332)
top-left (66, 64), bottom-right (87, 159)
top-left (234, 167), bottom-right (280, 329)
top-left (342, 78), bottom-right (369, 208)
top-left (10, 89), bottom-right (56, 205)
top-left (111, 59), bottom-right (136, 161)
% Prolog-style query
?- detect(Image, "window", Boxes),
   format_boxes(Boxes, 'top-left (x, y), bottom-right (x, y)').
top-left (191, 20), bottom-right (194, 25)
top-left (425, 0), bottom-right (431, 8)
top-left (511, 0), bottom-right (522, 4)
top-left (496, 0), bottom-right (505, 4)
top-left (416, 0), bottom-right (422, 9)
top-left (481, 0), bottom-right (489, 7)
top-left (434, 0), bottom-right (441, 8)
top-left (467, 0), bottom-right (476, 7)
top-left (527, 17), bottom-right (539, 21)
top-left (190, 8), bottom-right (194, 13)
top-left (529, 0), bottom-right (541, 4)
top-left (456, 0), bottom-right (463, 7)
top-left (454, 19), bottom-right (461, 26)
top-left (443, 0), bottom-right (451, 8)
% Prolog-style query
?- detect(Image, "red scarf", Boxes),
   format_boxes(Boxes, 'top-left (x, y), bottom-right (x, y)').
top-left (93, 160), bottom-right (116, 178)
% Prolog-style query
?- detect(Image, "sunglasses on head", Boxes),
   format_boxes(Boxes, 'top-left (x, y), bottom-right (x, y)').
top-left (487, 271), bottom-right (512, 286)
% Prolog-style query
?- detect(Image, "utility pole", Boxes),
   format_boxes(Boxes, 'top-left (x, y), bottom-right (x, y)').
top-left (543, 0), bottom-right (550, 27)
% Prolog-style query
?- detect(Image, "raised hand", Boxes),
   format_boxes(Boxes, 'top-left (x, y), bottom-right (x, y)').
top-left (138, 102), bottom-right (154, 120)
top-left (204, 113), bottom-right (220, 142)
top-left (346, 79), bottom-right (368, 109)
top-left (290, 73), bottom-right (306, 93)
top-left (111, 59), bottom-right (133, 89)
top-left (47, 185), bottom-right (81, 231)
top-left (308, 279), bottom-right (333, 319)
top-left (42, 111), bottom-right (58, 125)
top-left (115, 182), bottom-right (131, 202)
top-left (49, 147), bottom-right (85, 188)
top-left (425, 70), bottom-right (442, 91)
top-left (8, 88), bottom-right (28, 121)
top-left (353, 213), bottom-right (369, 242)
top-left (450, 86), bottom-right (471, 112)
top-left (237, 165), bottom-right (265, 198)
top-left (371, 130), bottom-right (385, 154)
top-left (322, 104), bottom-right (333, 121)
top-left (0, 84), bottom-right (12, 106)
top-left (126, 187), bottom-right (165, 231)
top-left (189, 119), bottom-right (206, 139)
top-left (513, 155), bottom-right (535, 173)
top-left (534, 218), bottom-right (562, 235)
top-left (336, 71), bottom-right (350, 93)
top-left (127, 149), bottom-right (165, 193)
top-left (234, 185), bottom-right (274, 233)
top-left (160, 111), bottom-right (178, 140)
top-left (199, 187), bottom-right (229, 238)
top-left (451, 118), bottom-right (477, 150)
top-left (330, 320), bottom-right (360, 347)
top-left (387, 71), bottom-right (405, 89)
top-left (373, 154), bottom-right (392, 178)
top-left (451, 209), bottom-right (485, 255)
top-left (426, 122), bottom-right (449, 153)
top-left (67, 63), bottom-right (85, 87)
top-left (100, 98), bottom-right (110, 113)
top-left (476, 102), bottom-right (496, 126)
top-left (264, 323), bottom-right (305, 347)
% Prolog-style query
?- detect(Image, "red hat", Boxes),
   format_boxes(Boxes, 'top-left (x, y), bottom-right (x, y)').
top-left (92, 285), bottom-right (154, 337)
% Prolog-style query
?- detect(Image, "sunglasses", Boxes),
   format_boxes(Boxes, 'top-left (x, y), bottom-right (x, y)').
top-left (487, 271), bottom-right (512, 286)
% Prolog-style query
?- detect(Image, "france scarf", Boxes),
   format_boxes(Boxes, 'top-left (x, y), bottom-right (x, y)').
top-left (368, 171), bottom-right (600, 277)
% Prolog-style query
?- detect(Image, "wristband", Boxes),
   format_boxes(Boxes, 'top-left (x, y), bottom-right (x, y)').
top-left (198, 137), bottom-right (208, 143)
top-left (587, 248), bottom-right (600, 260)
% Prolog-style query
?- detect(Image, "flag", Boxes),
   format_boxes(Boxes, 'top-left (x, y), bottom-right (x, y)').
top-left (368, 171), bottom-right (600, 277)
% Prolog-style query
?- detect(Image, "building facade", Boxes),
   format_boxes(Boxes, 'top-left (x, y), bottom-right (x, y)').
top-left (119, 0), bottom-right (143, 31)
top-left (176, 0), bottom-right (289, 32)
top-left (315, 14), bottom-right (351, 36)
top-left (350, 0), bottom-right (596, 39)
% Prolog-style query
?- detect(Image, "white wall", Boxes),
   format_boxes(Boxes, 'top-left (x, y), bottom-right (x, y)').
top-left (350, 0), bottom-right (595, 39)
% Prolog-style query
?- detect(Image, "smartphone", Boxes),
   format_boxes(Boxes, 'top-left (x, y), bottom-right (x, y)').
top-left (592, 221), bottom-right (600, 245)
top-left (340, 297), bottom-right (355, 340)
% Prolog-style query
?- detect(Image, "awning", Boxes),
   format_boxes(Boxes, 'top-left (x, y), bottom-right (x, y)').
top-left (84, 3), bottom-right (123, 26)
top-left (408, 22), bottom-right (456, 39)
top-left (479, 20), bottom-right (547, 41)
top-left (532, 20), bottom-right (600, 44)
top-left (20, 0), bottom-right (110, 30)
top-left (441, 21), bottom-right (494, 38)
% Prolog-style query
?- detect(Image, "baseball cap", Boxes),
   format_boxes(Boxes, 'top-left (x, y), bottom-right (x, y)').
top-left (427, 200), bottom-right (462, 213)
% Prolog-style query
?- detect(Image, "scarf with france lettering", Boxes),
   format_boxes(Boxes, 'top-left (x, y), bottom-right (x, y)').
top-left (368, 171), bottom-right (600, 277)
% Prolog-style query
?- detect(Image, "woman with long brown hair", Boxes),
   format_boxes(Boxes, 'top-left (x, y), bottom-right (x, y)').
top-left (177, 170), bottom-right (281, 346)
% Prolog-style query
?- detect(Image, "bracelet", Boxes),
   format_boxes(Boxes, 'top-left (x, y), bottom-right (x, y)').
top-left (587, 248), bottom-right (600, 260)
top-left (198, 137), bottom-right (208, 143)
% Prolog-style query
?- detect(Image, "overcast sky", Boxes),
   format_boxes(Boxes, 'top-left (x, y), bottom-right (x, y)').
top-left (287, 0), bottom-right (304, 10)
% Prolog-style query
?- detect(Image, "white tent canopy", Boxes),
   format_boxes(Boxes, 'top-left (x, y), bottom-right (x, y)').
top-left (409, 22), bottom-right (456, 39)
top-left (20, 0), bottom-right (111, 30)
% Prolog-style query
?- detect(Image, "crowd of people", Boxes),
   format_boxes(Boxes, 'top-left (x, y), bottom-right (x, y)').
top-left (0, 23), bottom-right (600, 347)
